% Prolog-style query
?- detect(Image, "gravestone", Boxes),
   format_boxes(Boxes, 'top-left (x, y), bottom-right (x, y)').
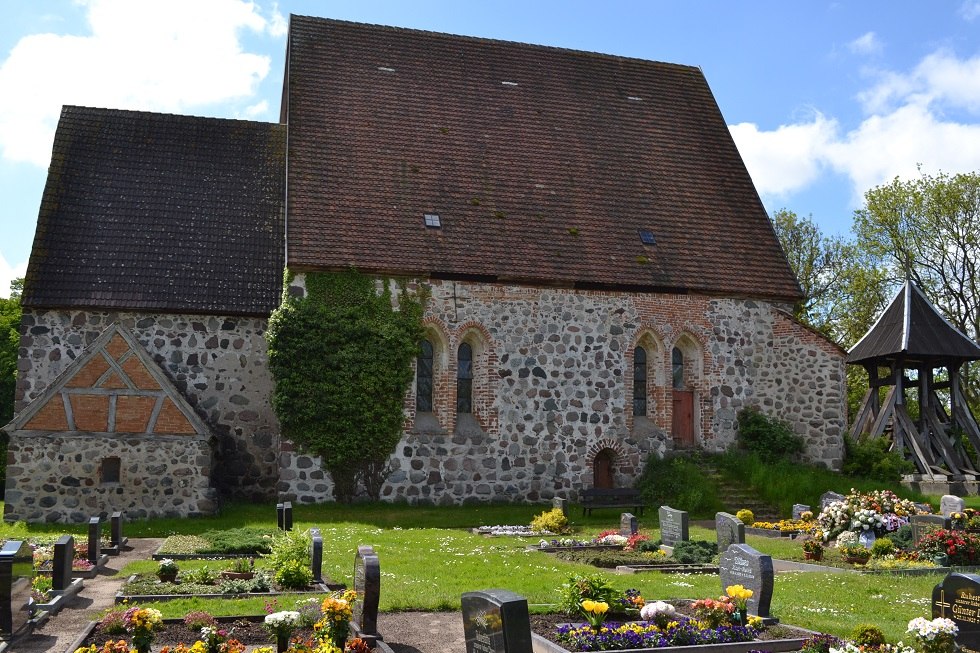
top-left (932, 572), bottom-right (980, 650)
top-left (792, 504), bottom-right (811, 520)
top-left (310, 528), bottom-right (323, 583)
top-left (941, 495), bottom-right (966, 518)
top-left (87, 516), bottom-right (101, 564)
top-left (51, 536), bottom-right (74, 592)
top-left (461, 589), bottom-right (532, 653)
top-left (719, 544), bottom-right (775, 622)
top-left (277, 502), bottom-right (293, 531)
top-left (0, 540), bottom-right (34, 639)
top-left (619, 513), bottom-right (638, 537)
top-left (715, 512), bottom-right (745, 552)
top-left (658, 506), bottom-right (689, 547)
top-left (911, 514), bottom-right (951, 546)
top-left (552, 497), bottom-right (568, 517)
top-left (819, 491), bottom-right (846, 511)
top-left (353, 545), bottom-right (381, 644)
top-left (110, 512), bottom-right (127, 552)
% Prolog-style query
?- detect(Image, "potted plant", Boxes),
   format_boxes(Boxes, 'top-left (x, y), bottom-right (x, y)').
top-left (840, 544), bottom-right (871, 565)
top-left (156, 558), bottom-right (179, 583)
top-left (221, 557), bottom-right (255, 580)
top-left (801, 538), bottom-right (824, 561)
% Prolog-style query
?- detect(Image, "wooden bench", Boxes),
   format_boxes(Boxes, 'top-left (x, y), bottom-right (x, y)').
top-left (580, 488), bottom-right (644, 516)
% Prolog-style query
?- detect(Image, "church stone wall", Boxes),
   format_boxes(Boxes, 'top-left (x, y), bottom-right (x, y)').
top-left (279, 278), bottom-right (847, 505)
top-left (15, 309), bottom-right (279, 501)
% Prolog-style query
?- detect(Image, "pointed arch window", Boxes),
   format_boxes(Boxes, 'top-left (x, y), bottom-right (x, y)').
top-left (457, 342), bottom-right (473, 413)
top-left (672, 346), bottom-right (685, 389)
top-left (416, 340), bottom-right (434, 412)
top-left (633, 346), bottom-right (647, 416)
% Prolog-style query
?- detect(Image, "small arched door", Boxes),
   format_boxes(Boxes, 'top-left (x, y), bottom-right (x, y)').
top-left (671, 346), bottom-right (695, 448)
top-left (593, 449), bottom-right (615, 489)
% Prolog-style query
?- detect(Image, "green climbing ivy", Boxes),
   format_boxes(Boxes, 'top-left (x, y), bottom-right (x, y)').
top-left (266, 268), bottom-right (427, 502)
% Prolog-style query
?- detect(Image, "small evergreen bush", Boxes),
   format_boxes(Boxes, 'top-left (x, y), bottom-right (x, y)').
top-left (870, 537), bottom-right (895, 559)
top-left (735, 509), bottom-right (754, 525)
top-left (530, 508), bottom-right (569, 534)
top-left (849, 624), bottom-right (886, 646)
top-left (670, 540), bottom-right (717, 564)
top-left (201, 527), bottom-right (274, 554)
top-left (842, 436), bottom-right (915, 483)
top-left (736, 407), bottom-right (804, 463)
top-left (891, 524), bottom-right (913, 551)
top-left (274, 560), bottom-right (313, 589)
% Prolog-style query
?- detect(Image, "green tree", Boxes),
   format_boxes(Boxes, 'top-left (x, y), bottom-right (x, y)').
top-left (266, 270), bottom-right (425, 502)
top-left (0, 277), bottom-right (23, 426)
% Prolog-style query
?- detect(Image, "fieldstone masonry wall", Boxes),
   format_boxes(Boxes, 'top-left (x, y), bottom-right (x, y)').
top-left (5, 433), bottom-right (217, 522)
top-left (280, 278), bottom-right (846, 504)
top-left (15, 310), bottom-right (279, 501)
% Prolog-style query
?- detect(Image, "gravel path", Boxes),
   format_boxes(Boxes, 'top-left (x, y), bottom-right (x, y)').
top-left (11, 538), bottom-right (467, 653)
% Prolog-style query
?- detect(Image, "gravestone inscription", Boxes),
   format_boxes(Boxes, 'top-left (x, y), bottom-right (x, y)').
top-left (792, 504), bottom-right (811, 520)
top-left (353, 545), bottom-right (381, 644)
top-left (461, 589), bottom-right (532, 653)
top-left (52, 536), bottom-right (74, 593)
top-left (932, 572), bottom-right (980, 651)
top-left (819, 491), bottom-right (846, 511)
top-left (619, 513), bottom-right (638, 537)
top-left (658, 506), bottom-right (689, 547)
top-left (911, 514), bottom-right (951, 546)
top-left (87, 516), bottom-right (101, 564)
top-left (0, 540), bottom-right (34, 639)
top-left (942, 495), bottom-right (966, 518)
top-left (715, 512), bottom-right (745, 552)
top-left (719, 544), bottom-right (775, 620)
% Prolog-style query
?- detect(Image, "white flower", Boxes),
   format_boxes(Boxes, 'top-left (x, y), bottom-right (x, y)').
top-left (265, 610), bottom-right (301, 627)
top-left (640, 600), bottom-right (675, 621)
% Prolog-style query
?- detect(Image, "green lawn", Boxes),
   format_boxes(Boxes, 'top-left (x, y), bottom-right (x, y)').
top-left (0, 502), bottom-right (946, 641)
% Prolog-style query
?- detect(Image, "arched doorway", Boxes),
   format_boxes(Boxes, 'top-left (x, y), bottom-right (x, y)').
top-left (593, 448), bottom-right (615, 489)
top-left (671, 346), bottom-right (695, 448)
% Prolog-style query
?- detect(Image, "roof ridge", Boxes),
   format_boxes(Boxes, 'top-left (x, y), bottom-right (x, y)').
top-left (60, 104), bottom-right (284, 129)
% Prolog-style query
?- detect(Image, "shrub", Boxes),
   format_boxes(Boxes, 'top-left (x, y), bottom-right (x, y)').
top-left (636, 454), bottom-right (723, 516)
top-left (98, 609), bottom-right (128, 636)
top-left (275, 559), bottom-right (313, 589)
top-left (736, 407), bottom-right (804, 462)
top-left (266, 529), bottom-right (312, 570)
top-left (557, 574), bottom-right (621, 615)
top-left (530, 508), bottom-right (569, 534)
top-left (636, 540), bottom-right (662, 553)
top-left (201, 527), bottom-right (273, 554)
top-left (891, 524), bottom-right (913, 551)
top-left (670, 540), bottom-right (717, 564)
top-left (183, 611), bottom-right (218, 630)
top-left (849, 623), bottom-right (885, 646)
top-left (735, 509), bottom-right (754, 525)
top-left (843, 436), bottom-right (915, 482)
top-left (870, 537), bottom-right (895, 559)
top-left (184, 565), bottom-right (217, 585)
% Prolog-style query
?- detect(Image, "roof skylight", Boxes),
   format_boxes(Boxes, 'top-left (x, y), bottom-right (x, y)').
top-left (639, 230), bottom-right (656, 245)
top-left (424, 213), bottom-right (442, 228)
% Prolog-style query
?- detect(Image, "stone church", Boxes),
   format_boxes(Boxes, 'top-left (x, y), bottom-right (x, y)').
top-left (3, 16), bottom-right (847, 522)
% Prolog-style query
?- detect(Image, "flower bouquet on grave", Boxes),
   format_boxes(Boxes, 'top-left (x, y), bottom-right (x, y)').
top-left (839, 544), bottom-right (871, 565)
top-left (579, 599), bottom-right (609, 631)
top-left (907, 617), bottom-right (958, 653)
top-left (264, 611), bottom-right (301, 653)
top-left (156, 558), bottom-right (179, 582)
top-left (639, 600), bottom-right (676, 628)
top-left (801, 538), bottom-right (824, 561)
top-left (315, 589), bottom-right (357, 649)
top-left (725, 585), bottom-right (753, 626)
top-left (691, 596), bottom-right (736, 628)
top-left (123, 606), bottom-right (163, 653)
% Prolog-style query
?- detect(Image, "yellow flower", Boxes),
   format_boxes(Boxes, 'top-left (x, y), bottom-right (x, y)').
top-left (725, 585), bottom-right (753, 602)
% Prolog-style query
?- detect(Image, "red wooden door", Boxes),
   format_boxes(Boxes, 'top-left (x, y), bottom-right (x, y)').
top-left (672, 390), bottom-right (695, 448)
top-left (593, 450), bottom-right (614, 489)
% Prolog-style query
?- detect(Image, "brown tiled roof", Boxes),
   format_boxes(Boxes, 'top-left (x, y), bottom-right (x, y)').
top-left (284, 16), bottom-right (802, 302)
top-left (23, 106), bottom-right (286, 315)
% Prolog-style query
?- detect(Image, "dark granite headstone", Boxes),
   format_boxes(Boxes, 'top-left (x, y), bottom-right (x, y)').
top-left (52, 536), bottom-right (74, 593)
top-left (87, 516), bottom-right (102, 564)
top-left (461, 589), bottom-right (532, 653)
top-left (719, 544), bottom-right (774, 619)
top-left (353, 545), bottom-right (381, 643)
top-left (276, 502), bottom-right (293, 531)
top-left (619, 513), bottom-right (638, 537)
top-left (110, 512), bottom-right (127, 551)
top-left (552, 497), bottom-right (568, 517)
top-left (715, 512), bottom-right (745, 552)
top-left (911, 514), bottom-right (951, 546)
top-left (942, 495), bottom-right (966, 518)
top-left (658, 506), bottom-right (688, 547)
top-left (933, 572), bottom-right (980, 651)
top-left (819, 491), bottom-right (846, 511)
top-left (792, 504), bottom-right (811, 520)
top-left (310, 528), bottom-right (323, 583)
top-left (0, 540), bottom-right (33, 638)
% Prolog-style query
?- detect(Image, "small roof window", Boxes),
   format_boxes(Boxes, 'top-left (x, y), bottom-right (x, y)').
top-left (501, 81), bottom-right (519, 86)
top-left (424, 213), bottom-right (442, 228)
top-left (639, 230), bottom-right (656, 245)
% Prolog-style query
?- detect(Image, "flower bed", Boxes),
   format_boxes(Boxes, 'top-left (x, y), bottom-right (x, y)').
top-left (116, 573), bottom-right (340, 603)
top-left (474, 525), bottom-right (552, 537)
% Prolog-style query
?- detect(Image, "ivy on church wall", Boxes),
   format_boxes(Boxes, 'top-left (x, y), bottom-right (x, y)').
top-left (266, 268), bottom-right (426, 502)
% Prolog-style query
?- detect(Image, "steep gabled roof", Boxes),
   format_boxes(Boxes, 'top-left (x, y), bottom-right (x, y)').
top-left (3, 323), bottom-right (210, 437)
top-left (284, 16), bottom-right (802, 302)
top-left (847, 281), bottom-right (980, 366)
top-left (22, 106), bottom-right (286, 316)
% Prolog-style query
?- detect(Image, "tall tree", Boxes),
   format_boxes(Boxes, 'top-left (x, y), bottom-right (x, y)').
top-left (0, 278), bottom-right (23, 426)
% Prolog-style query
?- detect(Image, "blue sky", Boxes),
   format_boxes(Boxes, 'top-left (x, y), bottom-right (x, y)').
top-left (1, 1), bottom-right (979, 297)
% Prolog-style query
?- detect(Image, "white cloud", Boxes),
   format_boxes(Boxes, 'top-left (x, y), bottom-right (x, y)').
top-left (733, 48), bottom-right (980, 209)
top-left (960, 1), bottom-right (980, 20)
top-left (848, 32), bottom-right (882, 56)
top-left (0, 254), bottom-right (27, 299)
top-left (242, 100), bottom-right (269, 118)
top-left (0, 0), bottom-right (281, 167)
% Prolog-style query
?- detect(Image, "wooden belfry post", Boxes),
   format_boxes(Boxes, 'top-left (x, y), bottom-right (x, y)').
top-left (847, 281), bottom-right (980, 478)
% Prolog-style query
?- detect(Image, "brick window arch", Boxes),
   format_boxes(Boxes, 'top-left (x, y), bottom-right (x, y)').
top-left (457, 342), bottom-right (473, 413)
top-left (671, 346), bottom-right (685, 389)
top-left (633, 346), bottom-right (647, 416)
top-left (416, 339), bottom-right (434, 412)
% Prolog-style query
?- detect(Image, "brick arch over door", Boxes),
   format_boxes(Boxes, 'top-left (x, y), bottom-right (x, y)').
top-left (585, 438), bottom-right (640, 488)
top-left (669, 332), bottom-right (705, 449)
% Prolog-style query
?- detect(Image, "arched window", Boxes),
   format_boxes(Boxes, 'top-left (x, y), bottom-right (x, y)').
top-left (457, 342), bottom-right (473, 413)
top-left (416, 340), bottom-right (434, 412)
top-left (633, 346), bottom-right (647, 416)
top-left (672, 346), bottom-right (685, 389)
